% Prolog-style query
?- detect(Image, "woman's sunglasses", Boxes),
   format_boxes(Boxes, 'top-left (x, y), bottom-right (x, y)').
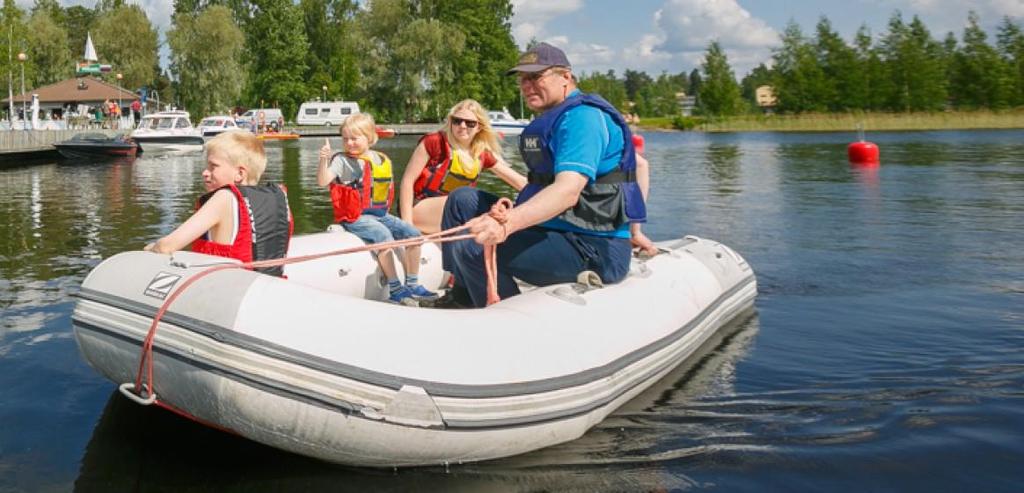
top-left (451, 116), bottom-right (479, 129)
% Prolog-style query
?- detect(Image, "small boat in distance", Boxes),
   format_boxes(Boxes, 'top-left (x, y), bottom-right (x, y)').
top-left (256, 131), bottom-right (299, 141)
top-left (487, 108), bottom-right (528, 136)
top-left (197, 115), bottom-right (244, 137)
top-left (54, 133), bottom-right (137, 160)
top-left (375, 126), bottom-right (396, 139)
top-left (130, 110), bottom-right (205, 154)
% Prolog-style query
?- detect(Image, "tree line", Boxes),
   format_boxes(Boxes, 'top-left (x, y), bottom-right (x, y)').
top-left (698, 11), bottom-right (1024, 116)
top-left (0, 0), bottom-right (519, 123)
top-left (0, 2), bottom-right (1020, 122)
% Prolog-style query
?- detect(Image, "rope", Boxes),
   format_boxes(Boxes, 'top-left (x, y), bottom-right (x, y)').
top-left (484, 197), bottom-right (514, 306)
top-left (130, 201), bottom-right (515, 403)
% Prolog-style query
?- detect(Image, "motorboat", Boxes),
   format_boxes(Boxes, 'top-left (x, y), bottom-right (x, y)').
top-left (130, 110), bottom-right (205, 153)
top-left (487, 108), bottom-right (528, 136)
top-left (53, 132), bottom-right (137, 160)
top-left (72, 230), bottom-right (756, 467)
top-left (375, 126), bottom-right (396, 139)
top-left (197, 115), bottom-right (244, 137)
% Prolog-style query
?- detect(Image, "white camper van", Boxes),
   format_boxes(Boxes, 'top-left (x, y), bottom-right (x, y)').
top-left (296, 101), bottom-right (360, 126)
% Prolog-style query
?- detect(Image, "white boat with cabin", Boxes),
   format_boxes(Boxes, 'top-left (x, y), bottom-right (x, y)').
top-left (197, 115), bottom-right (245, 137)
top-left (72, 230), bottom-right (756, 467)
top-left (131, 110), bottom-right (205, 153)
top-left (487, 108), bottom-right (529, 136)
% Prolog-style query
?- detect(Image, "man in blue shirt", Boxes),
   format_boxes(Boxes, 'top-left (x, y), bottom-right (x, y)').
top-left (437, 42), bottom-right (649, 308)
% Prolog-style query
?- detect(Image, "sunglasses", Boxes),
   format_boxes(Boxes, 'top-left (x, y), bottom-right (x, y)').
top-left (517, 69), bottom-right (562, 85)
top-left (450, 116), bottom-right (479, 129)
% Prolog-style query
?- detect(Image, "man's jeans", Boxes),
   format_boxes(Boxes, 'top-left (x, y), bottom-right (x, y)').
top-left (441, 187), bottom-right (631, 307)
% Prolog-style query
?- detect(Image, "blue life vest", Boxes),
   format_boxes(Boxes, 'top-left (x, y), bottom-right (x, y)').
top-left (516, 93), bottom-right (646, 233)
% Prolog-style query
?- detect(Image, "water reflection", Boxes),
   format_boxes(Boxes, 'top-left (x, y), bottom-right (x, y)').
top-left (73, 312), bottom-right (758, 492)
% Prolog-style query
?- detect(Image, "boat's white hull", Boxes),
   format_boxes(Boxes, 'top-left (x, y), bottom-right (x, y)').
top-left (492, 123), bottom-right (526, 136)
top-left (72, 231), bottom-right (756, 467)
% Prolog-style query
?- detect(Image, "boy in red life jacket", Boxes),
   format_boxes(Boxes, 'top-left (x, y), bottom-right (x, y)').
top-left (145, 132), bottom-right (292, 277)
top-left (317, 113), bottom-right (436, 304)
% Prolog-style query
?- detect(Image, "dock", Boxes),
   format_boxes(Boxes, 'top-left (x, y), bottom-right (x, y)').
top-left (0, 123), bottom-right (440, 163)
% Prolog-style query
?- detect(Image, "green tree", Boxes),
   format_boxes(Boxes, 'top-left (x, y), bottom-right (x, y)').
top-left (697, 41), bottom-right (742, 116)
top-left (814, 16), bottom-right (858, 111)
top-left (0, 0), bottom-right (28, 115)
top-left (300, 0), bottom-right (360, 104)
top-left (878, 12), bottom-right (946, 111)
top-left (244, 0), bottom-right (310, 119)
top-left (623, 69), bottom-right (652, 102)
top-left (688, 68), bottom-right (702, 99)
top-left (168, 5), bottom-right (245, 117)
top-left (996, 16), bottom-right (1024, 106)
top-left (428, 0), bottom-right (519, 117)
top-left (853, 25), bottom-right (891, 110)
top-left (577, 70), bottom-right (626, 110)
top-left (637, 71), bottom-right (684, 116)
top-left (772, 21), bottom-right (829, 112)
top-left (355, 0), bottom-right (464, 122)
top-left (91, 5), bottom-right (157, 90)
top-left (26, 10), bottom-right (71, 86)
top-left (950, 11), bottom-right (1013, 108)
top-left (63, 6), bottom-right (96, 62)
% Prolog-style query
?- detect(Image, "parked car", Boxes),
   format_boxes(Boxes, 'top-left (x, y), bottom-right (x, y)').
top-left (236, 108), bottom-right (285, 131)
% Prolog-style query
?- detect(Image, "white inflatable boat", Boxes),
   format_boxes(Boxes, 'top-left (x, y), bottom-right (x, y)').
top-left (72, 230), bottom-right (757, 467)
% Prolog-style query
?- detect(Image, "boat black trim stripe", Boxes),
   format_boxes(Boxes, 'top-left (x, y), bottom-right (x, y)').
top-left (75, 275), bottom-right (755, 399)
top-left (73, 301), bottom-right (756, 430)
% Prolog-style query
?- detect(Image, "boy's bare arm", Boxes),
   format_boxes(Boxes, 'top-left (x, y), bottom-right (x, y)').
top-left (145, 191), bottom-right (232, 254)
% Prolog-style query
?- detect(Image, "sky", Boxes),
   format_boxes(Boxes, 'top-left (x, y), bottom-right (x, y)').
top-left (23, 0), bottom-right (1024, 78)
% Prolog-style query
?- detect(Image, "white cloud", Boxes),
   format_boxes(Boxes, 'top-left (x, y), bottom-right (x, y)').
top-left (511, 0), bottom-right (584, 46)
top-left (654, 0), bottom-right (778, 52)
top-left (17, 0), bottom-right (174, 32)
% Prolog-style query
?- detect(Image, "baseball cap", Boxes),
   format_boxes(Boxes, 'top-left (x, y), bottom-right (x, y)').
top-left (507, 42), bottom-right (571, 75)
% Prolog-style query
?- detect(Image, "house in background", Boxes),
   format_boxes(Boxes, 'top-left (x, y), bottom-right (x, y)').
top-left (2, 76), bottom-right (138, 123)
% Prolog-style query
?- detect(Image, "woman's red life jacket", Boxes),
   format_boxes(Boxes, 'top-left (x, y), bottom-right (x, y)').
top-left (328, 151), bottom-right (394, 222)
top-left (413, 132), bottom-right (496, 199)
top-left (191, 183), bottom-right (293, 277)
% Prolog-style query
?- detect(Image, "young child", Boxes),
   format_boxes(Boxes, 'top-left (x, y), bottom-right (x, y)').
top-left (317, 112), bottom-right (435, 303)
top-left (145, 131), bottom-right (292, 277)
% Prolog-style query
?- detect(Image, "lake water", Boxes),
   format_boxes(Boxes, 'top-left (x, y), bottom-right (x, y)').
top-left (1, 130), bottom-right (1022, 491)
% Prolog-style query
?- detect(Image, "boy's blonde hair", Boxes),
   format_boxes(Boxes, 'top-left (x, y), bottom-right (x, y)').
top-left (341, 113), bottom-right (378, 146)
top-left (206, 131), bottom-right (267, 183)
top-left (442, 99), bottom-right (502, 159)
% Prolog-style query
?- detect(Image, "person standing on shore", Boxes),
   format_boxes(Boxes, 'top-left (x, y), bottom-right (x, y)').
top-left (436, 42), bottom-right (649, 308)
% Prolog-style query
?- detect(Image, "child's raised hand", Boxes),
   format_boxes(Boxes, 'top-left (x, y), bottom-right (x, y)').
top-left (319, 138), bottom-right (332, 163)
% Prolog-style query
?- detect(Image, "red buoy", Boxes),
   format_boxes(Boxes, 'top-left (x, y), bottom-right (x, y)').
top-left (848, 141), bottom-right (879, 165)
top-left (632, 134), bottom-right (645, 155)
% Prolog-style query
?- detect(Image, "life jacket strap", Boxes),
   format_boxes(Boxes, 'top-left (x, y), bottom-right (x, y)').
top-left (527, 169), bottom-right (636, 186)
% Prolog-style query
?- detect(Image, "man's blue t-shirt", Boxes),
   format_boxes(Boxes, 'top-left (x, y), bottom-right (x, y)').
top-left (541, 90), bottom-right (629, 238)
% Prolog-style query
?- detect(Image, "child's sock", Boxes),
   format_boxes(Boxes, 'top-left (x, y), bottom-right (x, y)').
top-left (405, 274), bottom-right (419, 287)
top-left (387, 278), bottom-right (403, 294)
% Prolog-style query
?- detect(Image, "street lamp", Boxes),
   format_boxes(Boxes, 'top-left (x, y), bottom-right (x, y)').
top-left (322, 85), bottom-right (327, 102)
top-left (116, 73), bottom-right (123, 129)
top-left (16, 51), bottom-right (26, 129)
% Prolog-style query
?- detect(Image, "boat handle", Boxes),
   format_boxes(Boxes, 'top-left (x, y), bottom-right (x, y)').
top-left (119, 382), bottom-right (157, 406)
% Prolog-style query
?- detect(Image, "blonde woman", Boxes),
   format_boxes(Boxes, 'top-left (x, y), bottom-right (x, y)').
top-left (399, 99), bottom-right (526, 234)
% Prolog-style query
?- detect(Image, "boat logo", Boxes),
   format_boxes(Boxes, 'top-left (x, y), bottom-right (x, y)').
top-left (144, 272), bottom-right (182, 300)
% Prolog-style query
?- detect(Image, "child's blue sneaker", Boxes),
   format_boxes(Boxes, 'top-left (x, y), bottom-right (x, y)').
top-left (407, 284), bottom-right (437, 299)
top-left (388, 286), bottom-right (416, 305)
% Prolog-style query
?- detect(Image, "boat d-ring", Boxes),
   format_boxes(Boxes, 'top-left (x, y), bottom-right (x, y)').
top-left (119, 382), bottom-right (157, 406)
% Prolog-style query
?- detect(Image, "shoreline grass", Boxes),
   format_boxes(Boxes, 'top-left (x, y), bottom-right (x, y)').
top-left (638, 110), bottom-right (1024, 133)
